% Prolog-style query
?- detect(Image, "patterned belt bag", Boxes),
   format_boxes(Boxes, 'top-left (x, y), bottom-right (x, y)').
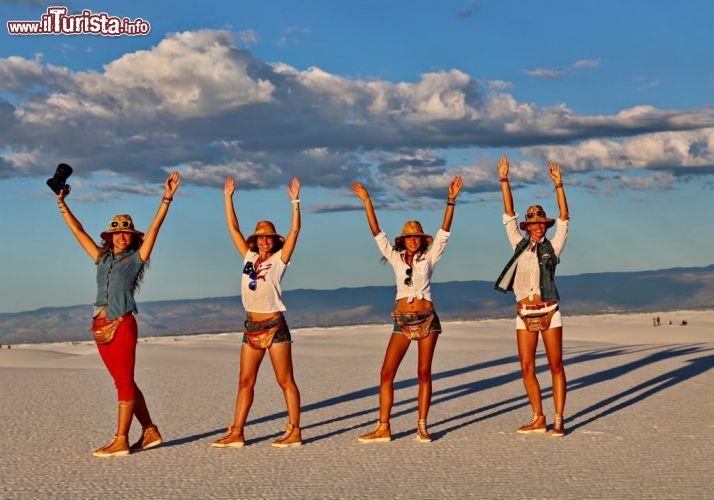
top-left (517, 306), bottom-right (559, 332)
top-left (244, 313), bottom-right (285, 349)
top-left (90, 315), bottom-right (124, 345)
top-left (392, 310), bottom-right (435, 341)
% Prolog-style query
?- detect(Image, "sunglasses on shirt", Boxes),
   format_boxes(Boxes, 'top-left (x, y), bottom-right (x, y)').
top-left (243, 262), bottom-right (258, 291)
top-left (404, 267), bottom-right (413, 286)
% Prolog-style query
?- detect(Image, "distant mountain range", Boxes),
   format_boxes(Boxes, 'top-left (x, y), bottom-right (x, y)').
top-left (1, 264), bottom-right (712, 344)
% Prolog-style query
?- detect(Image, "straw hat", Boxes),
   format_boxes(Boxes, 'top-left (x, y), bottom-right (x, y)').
top-left (246, 221), bottom-right (285, 249)
top-left (394, 220), bottom-right (433, 248)
top-left (519, 205), bottom-right (555, 230)
top-left (100, 214), bottom-right (144, 240)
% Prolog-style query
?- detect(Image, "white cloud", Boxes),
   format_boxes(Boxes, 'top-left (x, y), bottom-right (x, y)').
top-left (526, 59), bottom-right (599, 80)
top-left (574, 59), bottom-right (600, 68)
top-left (522, 128), bottom-right (714, 176)
top-left (237, 29), bottom-right (260, 46)
top-left (1, 28), bottom-right (713, 203)
top-left (525, 68), bottom-right (566, 79)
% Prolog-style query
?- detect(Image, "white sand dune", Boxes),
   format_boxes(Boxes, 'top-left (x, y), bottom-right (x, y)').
top-left (0, 310), bottom-right (712, 499)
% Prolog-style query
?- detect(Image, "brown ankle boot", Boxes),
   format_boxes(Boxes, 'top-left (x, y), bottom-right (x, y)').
top-left (416, 419), bottom-right (432, 443)
top-left (517, 414), bottom-right (547, 434)
top-left (211, 425), bottom-right (245, 448)
top-left (130, 424), bottom-right (163, 451)
top-left (93, 435), bottom-right (129, 457)
top-left (272, 423), bottom-right (302, 448)
top-left (358, 421), bottom-right (391, 443)
top-left (552, 414), bottom-right (565, 437)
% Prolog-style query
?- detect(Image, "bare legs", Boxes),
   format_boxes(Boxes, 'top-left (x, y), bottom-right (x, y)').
top-left (377, 332), bottom-right (439, 423)
top-left (516, 326), bottom-right (566, 418)
top-left (230, 343), bottom-right (301, 430)
top-left (268, 343), bottom-right (301, 427)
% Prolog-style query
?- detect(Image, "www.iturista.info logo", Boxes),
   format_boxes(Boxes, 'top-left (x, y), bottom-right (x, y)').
top-left (7, 6), bottom-right (150, 36)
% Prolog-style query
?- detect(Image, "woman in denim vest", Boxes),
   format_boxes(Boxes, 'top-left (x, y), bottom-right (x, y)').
top-left (56, 171), bottom-right (181, 456)
top-left (352, 176), bottom-right (463, 443)
top-left (495, 155), bottom-right (570, 437)
top-left (211, 176), bottom-right (303, 448)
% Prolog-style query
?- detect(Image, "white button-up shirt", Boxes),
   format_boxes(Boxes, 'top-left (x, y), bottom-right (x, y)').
top-left (375, 228), bottom-right (450, 302)
top-left (503, 214), bottom-right (568, 302)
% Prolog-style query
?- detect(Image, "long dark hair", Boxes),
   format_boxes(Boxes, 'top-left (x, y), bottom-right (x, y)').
top-left (98, 234), bottom-right (148, 295)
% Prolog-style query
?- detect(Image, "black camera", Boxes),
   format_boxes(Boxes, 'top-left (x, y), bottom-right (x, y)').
top-left (46, 163), bottom-right (73, 195)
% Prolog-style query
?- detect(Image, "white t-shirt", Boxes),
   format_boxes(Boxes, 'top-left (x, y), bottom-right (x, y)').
top-left (241, 250), bottom-right (289, 313)
top-left (374, 228), bottom-right (450, 303)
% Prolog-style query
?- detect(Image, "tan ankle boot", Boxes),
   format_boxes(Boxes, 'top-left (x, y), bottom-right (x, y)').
top-left (358, 421), bottom-right (391, 443)
top-left (552, 414), bottom-right (565, 437)
top-left (130, 424), bottom-right (163, 451)
top-left (416, 419), bottom-right (432, 443)
top-left (211, 425), bottom-right (245, 448)
top-left (272, 423), bottom-right (302, 448)
top-left (93, 435), bottom-right (129, 457)
top-left (517, 414), bottom-right (547, 434)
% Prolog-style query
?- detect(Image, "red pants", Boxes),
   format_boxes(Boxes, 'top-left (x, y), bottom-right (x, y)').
top-left (96, 313), bottom-right (139, 401)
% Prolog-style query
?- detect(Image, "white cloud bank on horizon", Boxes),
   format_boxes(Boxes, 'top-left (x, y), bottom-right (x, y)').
top-left (1, 29), bottom-right (713, 203)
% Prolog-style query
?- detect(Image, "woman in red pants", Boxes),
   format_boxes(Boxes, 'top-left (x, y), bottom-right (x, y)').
top-left (56, 171), bottom-right (181, 456)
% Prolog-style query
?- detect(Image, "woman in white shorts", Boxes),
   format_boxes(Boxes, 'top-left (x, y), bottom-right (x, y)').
top-left (494, 155), bottom-right (570, 437)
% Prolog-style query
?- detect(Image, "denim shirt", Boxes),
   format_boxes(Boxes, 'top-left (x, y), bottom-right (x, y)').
top-left (94, 249), bottom-right (144, 319)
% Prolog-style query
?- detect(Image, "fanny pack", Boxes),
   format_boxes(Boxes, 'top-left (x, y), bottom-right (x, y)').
top-left (392, 310), bottom-right (435, 341)
top-left (517, 306), bottom-right (559, 332)
top-left (91, 315), bottom-right (124, 345)
top-left (244, 313), bottom-right (285, 349)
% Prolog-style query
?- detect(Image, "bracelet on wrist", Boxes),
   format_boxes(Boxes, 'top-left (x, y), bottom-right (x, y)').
top-left (499, 177), bottom-right (509, 183)
top-left (162, 196), bottom-right (173, 204)
top-left (291, 199), bottom-right (300, 205)
top-left (447, 202), bottom-right (456, 206)
top-left (554, 183), bottom-right (563, 189)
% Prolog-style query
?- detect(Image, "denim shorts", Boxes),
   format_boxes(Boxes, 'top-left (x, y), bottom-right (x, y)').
top-left (242, 313), bottom-right (293, 345)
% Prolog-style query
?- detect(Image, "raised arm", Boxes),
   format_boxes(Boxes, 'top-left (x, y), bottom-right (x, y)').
top-left (548, 161), bottom-right (570, 221)
top-left (498, 154), bottom-right (516, 217)
top-left (441, 175), bottom-right (463, 232)
top-left (56, 185), bottom-right (101, 261)
top-left (138, 171), bottom-right (181, 262)
top-left (351, 182), bottom-right (381, 236)
top-left (280, 177), bottom-right (301, 263)
top-left (224, 176), bottom-right (250, 258)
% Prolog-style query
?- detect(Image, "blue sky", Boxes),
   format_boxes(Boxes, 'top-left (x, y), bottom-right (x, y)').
top-left (1, 0), bottom-right (712, 313)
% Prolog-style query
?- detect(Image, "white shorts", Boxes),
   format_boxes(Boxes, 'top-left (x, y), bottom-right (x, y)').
top-left (515, 303), bottom-right (562, 330)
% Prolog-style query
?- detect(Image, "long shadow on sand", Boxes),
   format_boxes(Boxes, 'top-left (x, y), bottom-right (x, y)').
top-left (429, 343), bottom-right (713, 438)
top-left (167, 342), bottom-right (713, 446)
top-left (566, 348), bottom-right (713, 431)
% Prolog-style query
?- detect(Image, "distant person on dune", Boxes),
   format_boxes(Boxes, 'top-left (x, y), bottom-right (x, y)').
top-left (56, 171), bottom-right (181, 456)
top-left (494, 155), bottom-right (570, 437)
top-left (352, 176), bottom-right (463, 443)
top-left (211, 176), bottom-right (303, 449)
